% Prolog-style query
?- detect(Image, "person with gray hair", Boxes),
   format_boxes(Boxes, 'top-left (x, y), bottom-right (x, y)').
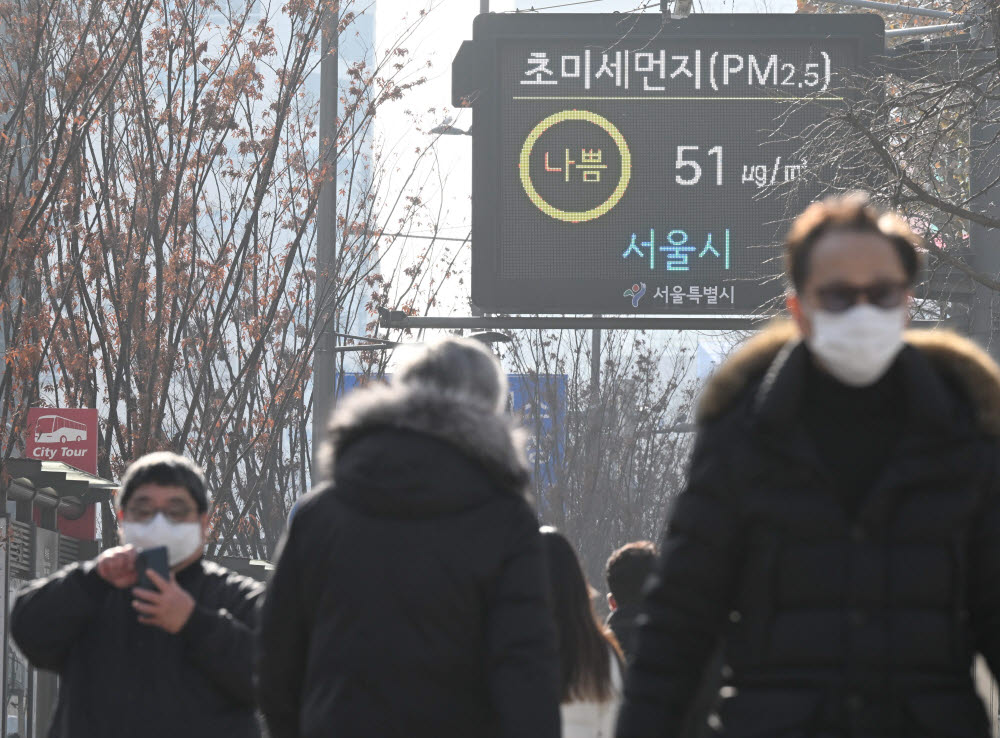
top-left (258, 337), bottom-right (561, 738)
top-left (11, 451), bottom-right (264, 738)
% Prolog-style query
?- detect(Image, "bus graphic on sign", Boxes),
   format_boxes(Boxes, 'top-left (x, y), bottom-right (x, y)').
top-left (34, 415), bottom-right (88, 444)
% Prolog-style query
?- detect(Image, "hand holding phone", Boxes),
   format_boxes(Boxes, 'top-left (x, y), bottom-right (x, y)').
top-left (131, 547), bottom-right (195, 633)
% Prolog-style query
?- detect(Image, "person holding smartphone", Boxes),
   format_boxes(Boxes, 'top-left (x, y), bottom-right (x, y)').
top-left (11, 451), bottom-right (264, 738)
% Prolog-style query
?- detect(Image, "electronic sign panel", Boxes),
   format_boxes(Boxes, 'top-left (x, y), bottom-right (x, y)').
top-left (457, 14), bottom-right (884, 315)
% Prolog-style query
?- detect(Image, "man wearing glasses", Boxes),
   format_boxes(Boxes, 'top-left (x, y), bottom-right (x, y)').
top-left (12, 451), bottom-right (263, 738)
top-left (617, 194), bottom-right (1000, 738)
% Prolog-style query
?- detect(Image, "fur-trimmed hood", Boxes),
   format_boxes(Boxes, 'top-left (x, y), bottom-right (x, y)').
top-left (698, 320), bottom-right (1000, 436)
top-left (323, 381), bottom-right (531, 498)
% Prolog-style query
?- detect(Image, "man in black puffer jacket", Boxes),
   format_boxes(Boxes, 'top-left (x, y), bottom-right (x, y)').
top-left (617, 194), bottom-right (1000, 738)
top-left (11, 452), bottom-right (263, 738)
top-left (257, 338), bottom-right (561, 738)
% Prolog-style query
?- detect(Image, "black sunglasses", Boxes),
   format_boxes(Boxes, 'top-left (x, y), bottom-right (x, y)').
top-left (813, 281), bottom-right (909, 313)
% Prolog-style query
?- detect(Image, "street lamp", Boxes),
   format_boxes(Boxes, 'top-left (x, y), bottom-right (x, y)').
top-left (468, 330), bottom-right (512, 345)
top-left (376, 310), bottom-right (512, 348)
top-left (430, 124), bottom-right (472, 136)
top-left (661, 0), bottom-right (692, 18)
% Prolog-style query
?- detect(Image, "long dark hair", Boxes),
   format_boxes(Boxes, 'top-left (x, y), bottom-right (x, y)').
top-left (541, 527), bottom-right (623, 703)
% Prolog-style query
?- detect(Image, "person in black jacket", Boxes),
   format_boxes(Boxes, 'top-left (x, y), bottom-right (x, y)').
top-left (617, 194), bottom-right (1000, 738)
top-left (257, 337), bottom-right (561, 738)
top-left (604, 541), bottom-right (656, 663)
top-left (11, 451), bottom-right (264, 738)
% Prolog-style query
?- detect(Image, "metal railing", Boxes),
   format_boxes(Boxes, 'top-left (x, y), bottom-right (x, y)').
top-left (9, 521), bottom-right (32, 578)
top-left (58, 536), bottom-right (81, 569)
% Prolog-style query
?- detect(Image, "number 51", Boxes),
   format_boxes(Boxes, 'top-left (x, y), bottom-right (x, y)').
top-left (675, 145), bottom-right (723, 186)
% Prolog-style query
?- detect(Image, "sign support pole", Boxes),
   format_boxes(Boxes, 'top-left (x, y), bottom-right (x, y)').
top-left (591, 316), bottom-right (601, 398)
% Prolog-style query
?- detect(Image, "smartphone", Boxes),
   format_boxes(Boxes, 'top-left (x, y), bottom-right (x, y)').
top-left (135, 546), bottom-right (169, 591)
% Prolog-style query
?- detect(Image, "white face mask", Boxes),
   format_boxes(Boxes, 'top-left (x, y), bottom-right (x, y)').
top-left (807, 304), bottom-right (906, 387)
top-left (122, 513), bottom-right (204, 567)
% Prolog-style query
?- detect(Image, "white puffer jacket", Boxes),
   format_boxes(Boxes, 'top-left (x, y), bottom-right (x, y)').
top-left (560, 646), bottom-right (624, 738)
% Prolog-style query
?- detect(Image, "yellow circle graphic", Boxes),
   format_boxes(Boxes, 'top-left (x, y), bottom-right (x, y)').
top-left (519, 110), bottom-right (631, 223)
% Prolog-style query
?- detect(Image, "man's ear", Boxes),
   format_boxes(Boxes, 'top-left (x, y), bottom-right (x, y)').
top-left (200, 511), bottom-right (211, 540)
top-left (787, 292), bottom-right (811, 338)
top-left (607, 593), bottom-right (617, 611)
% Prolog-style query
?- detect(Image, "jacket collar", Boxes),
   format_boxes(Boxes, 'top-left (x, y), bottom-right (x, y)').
top-left (175, 556), bottom-right (205, 586)
top-left (699, 320), bottom-right (1000, 438)
top-left (752, 342), bottom-right (958, 437)
top-left (607, 602), bottom-right (642, 625)
top-left (322, 381), bottom-right (531, 495)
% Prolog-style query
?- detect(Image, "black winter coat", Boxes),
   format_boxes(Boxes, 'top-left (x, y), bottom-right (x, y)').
top-left (257, 382), bottom-right (561, 738)
top-left (617, 324), bottom-right (1000, 738)
top-left (11, 558), bottom-right (264, 738)
top-left (607, 603), bottom-right (642, 663)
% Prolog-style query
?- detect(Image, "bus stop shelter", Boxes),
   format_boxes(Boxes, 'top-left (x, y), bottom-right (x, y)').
top-left (2, 459), bottom-right (115, 738)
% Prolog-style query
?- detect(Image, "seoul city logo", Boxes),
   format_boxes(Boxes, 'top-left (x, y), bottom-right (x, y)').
top-left (624, 282), bottom-right (646, 308)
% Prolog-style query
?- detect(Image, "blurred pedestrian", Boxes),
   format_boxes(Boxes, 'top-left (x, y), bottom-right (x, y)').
top-left (617, 194), bottom-right (1000, 738)
top-left (11, 451), bottom-right (263, 738)
top-left (542, 527), bottom-right (624, 738)
top-left (603, 541), bottom-right (656, 662)
top-left (257, 337), bottom-right (561, 738)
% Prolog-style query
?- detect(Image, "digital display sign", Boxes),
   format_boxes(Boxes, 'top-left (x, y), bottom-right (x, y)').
top-left (457, 14), bottom-right (884, 315)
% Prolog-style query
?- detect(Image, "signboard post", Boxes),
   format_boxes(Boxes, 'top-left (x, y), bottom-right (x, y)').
top-left (24, 409), bottom-right (99, 539)
top-left (456, 13), bottom-right (884, 316)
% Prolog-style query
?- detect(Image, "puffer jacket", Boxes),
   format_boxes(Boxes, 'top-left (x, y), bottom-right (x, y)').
top-left (11, 558), bottom-right (263, 738)
top-left (617, 323), bottom-right (1000, 738)
top-left (257, 381), bottom-right (561, 738)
